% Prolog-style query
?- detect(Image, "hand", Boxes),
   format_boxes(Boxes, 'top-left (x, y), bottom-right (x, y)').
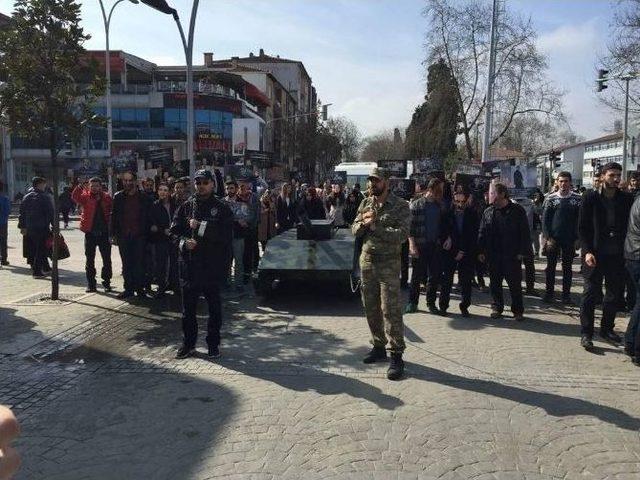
top-left (362, 210), bottom-right (376, 227)
top-left (516, 254), bottom-right (524, 261)
top-left (409, 244), bottom-right (420, 258)
top-left (0, 405), bottom-right (21, 480)
top-left (443, 237), bottom-right (452, 251)
top-left (19, 229), bottom-right (26, 236)
top-left (164, 228), bottom-right (171, 236)
top-left (110, 236), bottom-right (117, 246)
top-left (150, 225), bottom-right (158, 233)
top-left (189, 219), bottom-right (200, 230)
top-left (455, 251), bottom-right (464, 262)
top-left (478, 254), bottom-right (486, 263)
top-left (185, 238), bottom-right (197, 251)
top-left (585, 253), bottom-right (596, 267)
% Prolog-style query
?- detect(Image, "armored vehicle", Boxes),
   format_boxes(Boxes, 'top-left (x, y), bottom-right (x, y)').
top-left (255, 219), bottom-right (360, 298)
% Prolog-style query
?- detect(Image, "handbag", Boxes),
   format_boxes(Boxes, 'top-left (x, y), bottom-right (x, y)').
top-left (46, 232), bottom-right (71, 260)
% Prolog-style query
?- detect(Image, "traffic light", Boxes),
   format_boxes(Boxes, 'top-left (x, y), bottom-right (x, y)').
top-left (596, 69), bottom-right (609, 92)
top-left (549, 150), bottom-right (561, 168)
top-left (322, 104), bottom-right (329, 121)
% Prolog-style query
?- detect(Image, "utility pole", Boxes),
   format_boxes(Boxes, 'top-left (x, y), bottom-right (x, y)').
top-left (141, 0), bottom-right (200, 181)
top-left (481, 0), bottom-right (502, 163)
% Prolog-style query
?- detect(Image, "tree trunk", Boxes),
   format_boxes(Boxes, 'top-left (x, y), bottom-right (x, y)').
top-left (49, 136), bottom-right (60, 300)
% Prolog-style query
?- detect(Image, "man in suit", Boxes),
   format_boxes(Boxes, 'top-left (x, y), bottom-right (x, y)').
top-left (440, 190), bottom-right (480, 317)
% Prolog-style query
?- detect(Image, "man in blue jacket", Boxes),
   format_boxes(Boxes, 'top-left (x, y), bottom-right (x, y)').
top-left (18, 177), bottom-right (53, 277)
top-left (0, 182), bottom-right (10, 266)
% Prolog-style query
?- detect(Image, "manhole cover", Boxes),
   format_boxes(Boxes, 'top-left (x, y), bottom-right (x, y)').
top-left (9, 292), bottom-right (89, 306)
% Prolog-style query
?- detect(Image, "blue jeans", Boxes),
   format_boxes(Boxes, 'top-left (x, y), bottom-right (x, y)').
top-left (625, 260), bottom-right (640, 355)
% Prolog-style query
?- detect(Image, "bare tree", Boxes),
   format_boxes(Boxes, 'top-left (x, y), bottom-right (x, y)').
top-left (360, 129), bottom-right (404, 163)
top-left (599, 0), bottom-right (640, 116)
top-left (499, 115), bottom-right (583, 156)
top-left (324, 117), bottom-right (362, 163)
top-left (424, 0), bottom-right (564, 159)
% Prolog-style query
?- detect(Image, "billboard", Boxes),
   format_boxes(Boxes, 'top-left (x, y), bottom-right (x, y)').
top-left (232, 118), bottom-right (264, 156)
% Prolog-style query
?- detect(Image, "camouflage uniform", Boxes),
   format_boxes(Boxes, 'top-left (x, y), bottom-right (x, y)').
top-left (352, 191), bottom-right (410, 353)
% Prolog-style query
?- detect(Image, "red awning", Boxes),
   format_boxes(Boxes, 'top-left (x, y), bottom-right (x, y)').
top-left (245, 83), bottom-right (271, 107)
top-left (82, 51), bottom-right (125, 74)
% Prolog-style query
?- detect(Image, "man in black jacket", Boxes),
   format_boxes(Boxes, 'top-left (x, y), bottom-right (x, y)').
top-left (18, 177), bottom-right (53, 278)
top-left (170, 170), bottom-right (233, 359)
top-left (542, 171), bottom-right (581, 304)
top-left (110, 171), bottom-right (152, 299)
top-left (440, 190), bottom-right (480, 317)
top-left (624, 194), bottom-right (640, 366)
top-left (478, 183), bottom-right (532, 321)
top-left (578, 162), bottom-right (633, 350)
top-left (296, 187), bottom-right (326, 220)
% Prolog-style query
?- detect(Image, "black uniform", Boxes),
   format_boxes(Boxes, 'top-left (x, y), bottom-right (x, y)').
top-left (170, 193), bottom-right (233, 350)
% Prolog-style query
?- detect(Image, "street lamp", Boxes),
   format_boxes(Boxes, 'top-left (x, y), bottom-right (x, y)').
top-left (98, 0), bottom-right (138, 193)
top-left (141, 0), bottom-right (200, 181)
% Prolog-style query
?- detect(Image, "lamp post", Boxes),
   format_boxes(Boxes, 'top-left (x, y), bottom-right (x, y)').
top-left (141, 0), bottom-right (200, 181)
top-left (98, 0), bottom-right (138, 193)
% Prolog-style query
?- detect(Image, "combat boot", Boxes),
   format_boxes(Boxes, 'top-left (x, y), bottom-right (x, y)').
top-left (387, 353), bottom-right (404, 381)
top-left (362, 346), bottom-right (387, 364)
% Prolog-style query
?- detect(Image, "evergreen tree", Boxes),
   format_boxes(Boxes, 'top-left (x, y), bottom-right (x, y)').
top-left (405, 59), bottom-right (460, 160)
top-left (0, 0), bottom-right (102, 299)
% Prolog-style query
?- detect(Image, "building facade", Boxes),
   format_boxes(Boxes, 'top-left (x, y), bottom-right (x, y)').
top-left (3, 50), bottom-right (274, 197)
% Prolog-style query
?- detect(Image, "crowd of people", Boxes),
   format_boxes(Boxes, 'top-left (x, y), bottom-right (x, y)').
top-left (3, 160), bottom-right (640, 380)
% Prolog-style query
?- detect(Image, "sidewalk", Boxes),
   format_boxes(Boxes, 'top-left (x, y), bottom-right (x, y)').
top-left (1, 218), bottom-right (639, 479)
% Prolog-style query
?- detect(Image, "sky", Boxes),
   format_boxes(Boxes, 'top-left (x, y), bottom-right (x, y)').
top-left (0, 0), bottom-right (620, 141)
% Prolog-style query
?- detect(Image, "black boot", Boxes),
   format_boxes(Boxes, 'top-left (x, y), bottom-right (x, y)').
top-left (387, 353), bottom-right (404, 380)
top-left (362, 346), bottom-right (387, 364)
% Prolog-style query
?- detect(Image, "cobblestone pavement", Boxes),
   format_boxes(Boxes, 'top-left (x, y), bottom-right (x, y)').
top-left (1, 218), bottom-right (639, 479)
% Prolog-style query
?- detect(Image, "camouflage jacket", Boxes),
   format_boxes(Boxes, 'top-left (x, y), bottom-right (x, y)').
top-left (352, 192), bottom-right (410, 256)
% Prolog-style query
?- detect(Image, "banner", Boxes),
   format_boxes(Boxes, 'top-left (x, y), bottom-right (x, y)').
top-left (389, 178), bottom-right (416, 200)
top-left (377, 159), bottom-right (407, 178)
top-left (329, 170), bottom-right (347, 185)
top-left (412, 157), bottom-right (444, 174)
top-left (454, 173), bottom-right (491, 201)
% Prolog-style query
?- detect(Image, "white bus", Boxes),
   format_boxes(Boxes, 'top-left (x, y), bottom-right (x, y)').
top-left (333, 161), bottom-right (413, 187)
top-left (333, 162), bottom-right (377, 187)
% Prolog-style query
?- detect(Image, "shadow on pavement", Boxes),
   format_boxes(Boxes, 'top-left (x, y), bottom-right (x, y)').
top-left (128, 295), bottom-right (404, 411)
top-left (406, 362), bottom-right (640, 432)
top-left (0, 308), bottom-right (236, 480)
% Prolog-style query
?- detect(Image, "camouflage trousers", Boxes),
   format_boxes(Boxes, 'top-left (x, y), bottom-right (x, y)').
top-left (360, 252), bottom-right (405, 354)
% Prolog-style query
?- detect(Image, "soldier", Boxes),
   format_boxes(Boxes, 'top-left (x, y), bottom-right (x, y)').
top-left (170, 170), bottom-right (233, 359)
top-left (352, 168), bottom-right (410, 380)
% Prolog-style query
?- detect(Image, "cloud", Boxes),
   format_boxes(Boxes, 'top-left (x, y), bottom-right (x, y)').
top-left (536, 19), bottom-right (616, 138)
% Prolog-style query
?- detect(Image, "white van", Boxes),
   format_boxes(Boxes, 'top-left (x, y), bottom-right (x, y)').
top-left (333, 162), bottom-right (377, 187)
